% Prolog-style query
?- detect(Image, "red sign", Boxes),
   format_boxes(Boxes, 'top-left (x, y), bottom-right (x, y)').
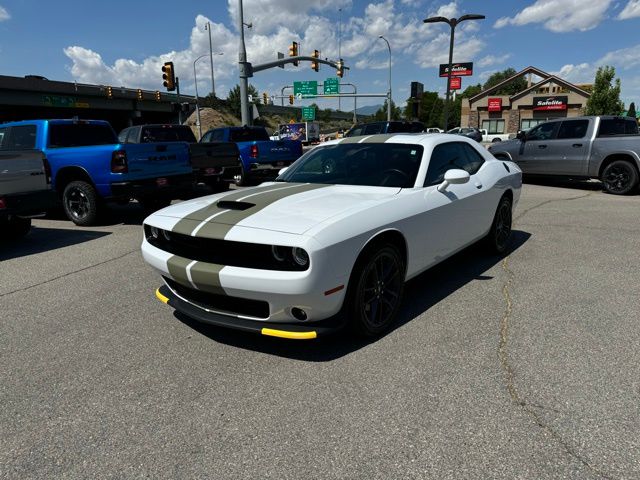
top-left (449, 77), bottom-right (461, 90)
top-left (533, 96), bottom-right (568, 111)
top-left (488, 98), bottom-right (502, 112)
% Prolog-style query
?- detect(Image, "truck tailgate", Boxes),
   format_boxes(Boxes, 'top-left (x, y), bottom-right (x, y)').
top-left (190, 142), bottom-right (240, 169)
top-left (123, 142), bottom-right (191, 179)
top-left (0, 150), bottom-right (48, 195)
top-left (247, 140), bottom-right (302, 163)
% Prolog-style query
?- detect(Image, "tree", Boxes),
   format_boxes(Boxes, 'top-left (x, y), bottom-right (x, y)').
top-left (227, 84), bottom-right (261, 117)
top-left (627, 101), bottom-right (636, 119)
top-left (460, 83), bottom-right (483, 98)
top-left (585, 66), bottom-right (624, 116)
top-left (483, 68), bottom-right (527, 96)
top-left (404, 91), bottom-right (444, 127)
top-left (373, 99), bottom-right (402, 121)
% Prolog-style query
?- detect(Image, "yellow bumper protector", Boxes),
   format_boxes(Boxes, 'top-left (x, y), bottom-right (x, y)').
top-left (155, 288), bottom-right (169, 304)
top-left (261, 328), bottom-right (317, 340)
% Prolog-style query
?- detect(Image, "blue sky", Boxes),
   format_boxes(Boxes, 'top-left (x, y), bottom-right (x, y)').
top-left (1, 0), bottom-right (640, 110)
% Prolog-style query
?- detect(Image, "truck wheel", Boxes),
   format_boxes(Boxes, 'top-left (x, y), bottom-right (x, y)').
top-left (139, 198), bottom-right (171, 214)
top-left (234, 166), bottom-right (250, 187)
top-left (62, 180), bottom-right (101, 226)
top-left (4, 216), bottom-right (32, 239)
top-left (491, 138), bottom-right (502, 143)
top-left (601, 160), bottom-right (639, 195)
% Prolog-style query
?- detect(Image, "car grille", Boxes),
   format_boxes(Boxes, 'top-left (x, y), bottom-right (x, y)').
top-left (144, 225), bottom-right (308, 271)
top-left (164, 277), bottom-right (270, 319)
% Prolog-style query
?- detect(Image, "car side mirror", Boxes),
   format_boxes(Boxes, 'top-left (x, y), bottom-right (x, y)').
top-left (516, 130), bottom-right (526, 141)
top-left (278, 167), bottom-right (289, 176)
top-left (437, 169), bottom-right (470, 192)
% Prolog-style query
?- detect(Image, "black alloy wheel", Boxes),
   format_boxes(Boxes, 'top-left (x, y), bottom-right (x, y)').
top-left (601, 160), bottom-right (639, 195)
top-left (62, 180), bottom-right (100, 226)
top-left (487, 196), bottom-right (513, 254)
top-left (234, 165), bottom-right (249, 187)
top-left (349, 244), bottom-right (405, 337)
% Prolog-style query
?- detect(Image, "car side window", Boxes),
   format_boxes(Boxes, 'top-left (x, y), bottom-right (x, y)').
top-left (0, 127), bottom-right (7, 148)
top-left (117, 129), bottom-right (129, 143)
top-left (424, 142), bottom-right (469, 186)
top-left (597, 118), bottom-right (639, 136)
top-left (460, 143), bottom-right (485, 175)
top-left (210, 130), bottom-right (224, 142)
top-left (526, 122), bottom-right (559, 141)
top-left (557, 120), bottom-right (589, 139)
top-left (5, 125), bottom-right (37, 149)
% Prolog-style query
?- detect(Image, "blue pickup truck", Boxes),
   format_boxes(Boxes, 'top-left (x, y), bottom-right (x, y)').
top-left (201, 126), bottom-right (302, 186)
top-left (0, 120), bottom-right (192, 225)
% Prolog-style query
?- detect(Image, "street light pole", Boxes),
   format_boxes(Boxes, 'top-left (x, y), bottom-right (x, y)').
top-left (205, 22), bottom-right (216, 97)
top-left (378, 35), bottom-right (392, 122)
top-left (423, 13), bottom-right (484, 131)
top-left (238, 0), bottom-right (250, 126)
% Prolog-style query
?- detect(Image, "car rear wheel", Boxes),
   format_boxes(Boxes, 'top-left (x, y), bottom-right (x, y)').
top-left (234, 166), bottom-right (250, 187)
top-left (486, 196), bottom-right (513, 254)
top-left (601, 160), bottom-right (639, 195)
top-left (62, 180), bottom-right (101, 226)
top-left (347, 244), bottom-right (405, 337)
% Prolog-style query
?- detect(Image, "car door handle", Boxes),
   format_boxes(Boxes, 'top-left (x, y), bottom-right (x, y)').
top-left (538, 144), bottom-right (547, 149)
top-left (572, 143), bottom-right (583, 148)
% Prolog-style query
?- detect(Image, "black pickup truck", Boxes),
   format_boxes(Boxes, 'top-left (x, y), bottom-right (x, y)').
top-left (118, 124), bottom-right (241, 191)
top-left (0, 149), bottom-right (57, 238)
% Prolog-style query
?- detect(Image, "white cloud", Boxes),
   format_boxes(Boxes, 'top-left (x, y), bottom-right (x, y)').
top-left (477, 53), bottom-right (512, 68)
top-left (494, 0), bottom-right (613, 32)
top-left (0, 5), bottom-right (10, 21)
top-left (553, 44), bottom-right (640, 82)
top-left (427, 1), bottom-right (458, 19)
top-left (618, 0), bottom-right (640, 19)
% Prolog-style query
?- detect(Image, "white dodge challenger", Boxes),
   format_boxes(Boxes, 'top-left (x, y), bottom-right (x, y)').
top-left (142, 133), bottom-right (522, 339)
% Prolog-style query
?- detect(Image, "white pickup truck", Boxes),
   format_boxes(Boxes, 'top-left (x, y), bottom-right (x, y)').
top-left (487, 115), bottom-right (640, 194)
top-left (480, 129), bottom-right (512, 143)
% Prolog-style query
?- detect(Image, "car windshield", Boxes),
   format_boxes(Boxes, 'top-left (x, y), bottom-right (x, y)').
top-left (277, 142), bottom-right (423, 188)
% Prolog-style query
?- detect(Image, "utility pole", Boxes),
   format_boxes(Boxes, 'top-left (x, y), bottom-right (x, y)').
top-left (238, 0), bottom-right (250, 126)
top-left (206, 22), bottom-right (216, 97)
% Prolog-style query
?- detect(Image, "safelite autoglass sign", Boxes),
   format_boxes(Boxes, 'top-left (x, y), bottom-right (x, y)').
top-left (488, 98), bottom-right (502, 112)
top-left (439, 62), bottom-right (473, 77)
top-left (533, 96), bottom-right (568, 111)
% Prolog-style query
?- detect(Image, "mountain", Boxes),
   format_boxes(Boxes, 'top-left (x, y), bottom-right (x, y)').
top-left (355, 104), bottom-right (382, 115)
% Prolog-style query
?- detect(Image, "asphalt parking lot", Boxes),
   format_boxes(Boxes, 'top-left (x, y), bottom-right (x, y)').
top-left (1, 182), bottom-right (639, 479)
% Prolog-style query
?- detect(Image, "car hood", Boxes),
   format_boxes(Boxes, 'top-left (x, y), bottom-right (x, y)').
top-left (153, 182), bottom-right (401, 236)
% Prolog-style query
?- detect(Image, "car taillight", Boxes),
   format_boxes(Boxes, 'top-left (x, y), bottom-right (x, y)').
top-left (42, 157), bottom-right (52, 184)
top-left (111, 150), bottom-right (128, 173)
top-left (0, 197), bottom-right (6, 210)
top-left (250, 144), bottom-right (258, 158)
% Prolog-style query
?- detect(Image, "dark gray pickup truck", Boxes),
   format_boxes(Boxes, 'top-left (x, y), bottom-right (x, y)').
top-left (487, 116), bottom-right (640, 194)
top-left (0, 149), bottom-right (56, 238)
top-left (118, 124), bottom-right (241, 192)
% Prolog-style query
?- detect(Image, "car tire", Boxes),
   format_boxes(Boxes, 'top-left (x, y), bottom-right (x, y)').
top-left (485, 195), bottom-right (513, 254)
top-left (62, 180), bottom-right (101, 226)
top-left (492, 138), bottom-right (502, 143)
top-left (601, 160), bottom-right (639, 195)
top-left (4, 216), bottom-right (31, 239)
top-left (347, 243), bottom-right (405, 337)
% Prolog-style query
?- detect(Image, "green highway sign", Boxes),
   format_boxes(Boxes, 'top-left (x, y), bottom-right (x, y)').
top-left (293, 80), bottom-right (318, 98)
top-left (324, 78), bottom-right (340, 94)
top-left (301, 106), bottom-right (316, 121)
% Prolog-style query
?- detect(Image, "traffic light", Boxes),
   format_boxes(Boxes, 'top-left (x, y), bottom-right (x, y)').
top-left (137, 89), bottom-right (143, 101)
top-left (311, 49), bottom-right (319, 72)
top-left (263, 92), bottom-right (268, 105)
top-left (162, 61), bottom-right (176, 91)
top-left (289, 94), bottom-right (294, 105)
top-left (336, 59), bottom-right (344, 78)
top-left (155, 91), bottom-right (161, 101)
top-left (288, 41), bottom-right (299, 66)
top-left (106, 86), bottom-right (113, 99)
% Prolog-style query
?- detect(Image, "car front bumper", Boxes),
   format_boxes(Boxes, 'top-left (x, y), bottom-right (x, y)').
top-left (155, 284), bottom-right (345, 339)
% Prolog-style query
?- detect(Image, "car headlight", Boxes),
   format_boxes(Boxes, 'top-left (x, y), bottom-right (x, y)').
top-left (149, 226), bottom-right (159, 239)
top-left (292, 247), bottom-right (309, 267)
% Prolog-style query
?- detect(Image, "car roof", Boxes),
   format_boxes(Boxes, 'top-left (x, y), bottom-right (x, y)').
top-left (323, 132), bottom-right (485, 149)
